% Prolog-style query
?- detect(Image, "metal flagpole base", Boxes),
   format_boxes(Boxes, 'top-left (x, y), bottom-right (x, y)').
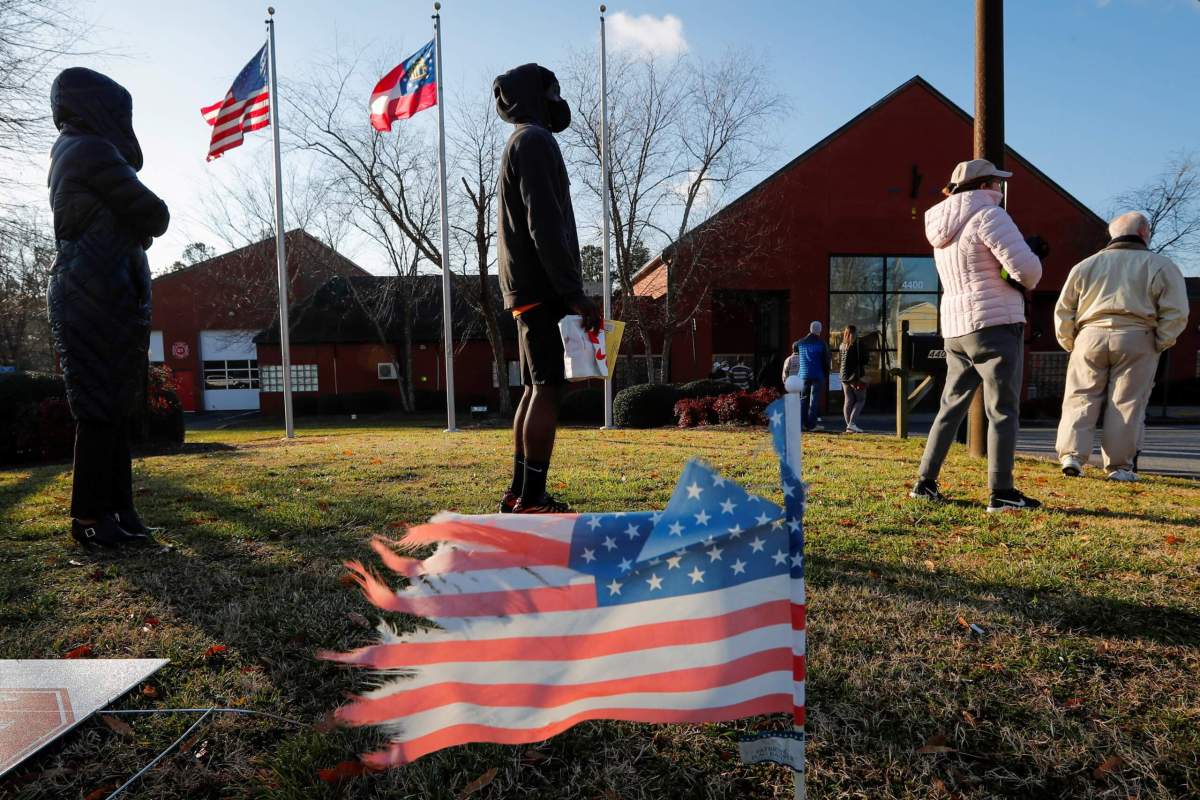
top-left (443, 428), bottom-right (459, 433)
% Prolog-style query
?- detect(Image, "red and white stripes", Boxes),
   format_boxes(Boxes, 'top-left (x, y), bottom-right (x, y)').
top-left (201, 90), bottom-right (270, 161)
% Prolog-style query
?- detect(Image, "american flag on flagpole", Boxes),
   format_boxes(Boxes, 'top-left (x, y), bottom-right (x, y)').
top-left (201, 44), bottom-right (271, 161)
top-left (325, 398), bottom-right (807, 775)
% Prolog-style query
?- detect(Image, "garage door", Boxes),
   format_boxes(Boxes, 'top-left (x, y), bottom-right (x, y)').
top-left (199, 330), bottom-right (261, 411)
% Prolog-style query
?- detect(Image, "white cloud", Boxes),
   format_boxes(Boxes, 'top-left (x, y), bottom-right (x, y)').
top-left (608, 12), bottom-right (688, 57)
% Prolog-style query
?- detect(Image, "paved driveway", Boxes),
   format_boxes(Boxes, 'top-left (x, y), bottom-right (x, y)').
top-left (853, 414), bottom-right (1200, 478)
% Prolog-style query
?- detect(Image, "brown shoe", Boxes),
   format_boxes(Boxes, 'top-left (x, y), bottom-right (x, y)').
top-left (512, 494), bottom-right (573, 514)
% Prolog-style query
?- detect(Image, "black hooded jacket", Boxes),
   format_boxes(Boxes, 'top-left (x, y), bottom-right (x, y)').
top-left (493, 64), bottom-right (585, 311)
top-left (46, 68), bottom-right (169, 423)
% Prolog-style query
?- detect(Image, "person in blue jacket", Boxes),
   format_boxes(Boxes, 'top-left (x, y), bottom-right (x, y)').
top-left (782, 321), bottom-right (830, 431)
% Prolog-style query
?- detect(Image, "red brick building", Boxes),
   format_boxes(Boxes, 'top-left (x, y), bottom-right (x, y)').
top-left (150, 230), bottom-right (368, 412)
top-left (632, 76), bottom-right (1200, 407)
top-left (253, 275), bottom-right (519, 415)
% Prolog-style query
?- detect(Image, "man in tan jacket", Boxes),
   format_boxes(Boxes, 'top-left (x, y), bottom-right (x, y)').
top-left (1054, 211), bottom-right (1190, 481)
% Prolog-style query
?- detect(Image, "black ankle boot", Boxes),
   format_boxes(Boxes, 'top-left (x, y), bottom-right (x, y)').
top-left (72, 517), bottom-right (132, 548)
top-left (113, 509), bottom-right (150, 537)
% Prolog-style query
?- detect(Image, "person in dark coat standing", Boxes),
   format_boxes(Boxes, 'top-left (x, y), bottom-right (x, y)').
top-left (493, 63), bottom-right (598, 514)
top-left (46, 68), bottom-right (169, 547)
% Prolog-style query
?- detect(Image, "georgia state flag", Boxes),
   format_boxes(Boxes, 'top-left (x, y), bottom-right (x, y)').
top-left (370, 40), bottom-right (437, 132)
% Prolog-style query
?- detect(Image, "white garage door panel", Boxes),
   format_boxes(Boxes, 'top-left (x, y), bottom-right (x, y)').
top-left (200, 330), bottom-right (260, 411)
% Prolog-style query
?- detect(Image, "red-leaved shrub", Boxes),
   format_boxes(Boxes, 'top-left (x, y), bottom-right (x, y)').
top-left (675, 387), bottom-right (781, 427)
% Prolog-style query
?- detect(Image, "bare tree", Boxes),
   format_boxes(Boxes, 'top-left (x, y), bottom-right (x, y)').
top-left (563, 48), bottom-right (786, 382)
top-left (563, 50), bottom-right (686, 382)
top-left (654, 51), bottom-right (786, 381)
top-left (0, 208), bottom-right (55, 370)
top-left (449, 89), bottom-right (511, 413)
top-left (0, 0), bottom-right (89, 187)
top-left (1113, 152), bottom-right (1200, 273)
top-left (285, 53), bottom-right (444, 412)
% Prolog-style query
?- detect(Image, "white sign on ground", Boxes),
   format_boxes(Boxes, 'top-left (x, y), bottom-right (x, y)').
top-left (0, 659), bottom-right (168, 776)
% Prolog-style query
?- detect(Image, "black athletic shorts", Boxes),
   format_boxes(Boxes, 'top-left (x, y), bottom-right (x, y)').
top-left (516, 303), bottom-right (567, 386)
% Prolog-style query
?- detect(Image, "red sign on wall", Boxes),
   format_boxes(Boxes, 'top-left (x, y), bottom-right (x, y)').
top-left (171, 341), bottom-right (190, 360)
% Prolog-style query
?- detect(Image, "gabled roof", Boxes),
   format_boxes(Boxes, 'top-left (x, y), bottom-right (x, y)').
top-left (634, 75), bottom-right (1106, 284)
top-left (254, 274), bottom-right (517, 345)
top-left (152, 229), bottom-right (369, 285)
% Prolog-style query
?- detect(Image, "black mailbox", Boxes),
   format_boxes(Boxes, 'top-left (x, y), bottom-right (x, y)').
top-left (907, 333), bottom-right (947, 373)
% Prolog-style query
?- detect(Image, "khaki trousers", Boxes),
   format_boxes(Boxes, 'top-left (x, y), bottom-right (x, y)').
top-left (1055, 327), bottom-right (1158, 472)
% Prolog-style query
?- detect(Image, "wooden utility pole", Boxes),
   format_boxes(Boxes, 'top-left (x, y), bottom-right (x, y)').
top-left (968, 0), bottom-right (1004, 458)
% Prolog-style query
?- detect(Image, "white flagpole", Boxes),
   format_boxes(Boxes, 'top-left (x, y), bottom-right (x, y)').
top-left (783, 374), bottom-right (806, 800)
top-left (433, 2), bottom-right (458, 432)
top-left (599, 4), bottom-right (614, 429)
top-left (265, 7), bottom-right (295, 439)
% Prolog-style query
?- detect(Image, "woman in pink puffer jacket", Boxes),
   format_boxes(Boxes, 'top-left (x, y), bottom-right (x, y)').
top-left (910, 159), bottom-right (1044, 513)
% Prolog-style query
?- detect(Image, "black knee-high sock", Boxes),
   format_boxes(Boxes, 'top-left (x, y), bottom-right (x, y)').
top-left (521, 459), bottom-right (550, 503)
top-left (509, 455), bottom-right (524, 496)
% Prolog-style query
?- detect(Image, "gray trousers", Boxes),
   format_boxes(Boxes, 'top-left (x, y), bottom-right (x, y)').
top-left (843, 383), bottom-right (866, 427)
top-left (918, 323), bottom-right (1024, 491)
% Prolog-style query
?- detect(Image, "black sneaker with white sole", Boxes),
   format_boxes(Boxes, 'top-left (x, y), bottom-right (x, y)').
top-left (987, 489), bottom-right (1042, 513)
top-left (909, 479), bottom-right (946, 502)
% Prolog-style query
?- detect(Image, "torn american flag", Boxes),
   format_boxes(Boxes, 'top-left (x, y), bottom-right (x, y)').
top-left (325, 402), bottom-right (806, 768)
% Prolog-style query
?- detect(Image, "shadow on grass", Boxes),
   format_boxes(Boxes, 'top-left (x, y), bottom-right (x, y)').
top-left (806, 552), bottom-right (1200, 648)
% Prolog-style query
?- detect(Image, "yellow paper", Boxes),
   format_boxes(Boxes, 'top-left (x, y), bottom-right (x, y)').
top-left (603, 319), bottom-right (625, 379)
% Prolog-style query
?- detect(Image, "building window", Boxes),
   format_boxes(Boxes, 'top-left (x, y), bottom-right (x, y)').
top-left (260, 364), bottom-right (319, 392)
top-left (203, 359), bottom-right (259, 390)
top-left (828, 255), bottom-right (941, 383)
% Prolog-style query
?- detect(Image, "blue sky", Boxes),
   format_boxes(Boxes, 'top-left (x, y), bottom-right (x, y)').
top-left (21, 0), bottom-right (1199, 272)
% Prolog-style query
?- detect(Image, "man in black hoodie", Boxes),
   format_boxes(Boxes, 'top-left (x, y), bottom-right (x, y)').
top-left (493, 63), bottom-right (598, 514)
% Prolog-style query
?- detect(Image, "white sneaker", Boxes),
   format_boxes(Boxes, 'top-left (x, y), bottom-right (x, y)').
top-left (847, 423), bottom-right (864, 434)
top-left (1107, 468), bottom-right (1138, 482)
top-left (1060, 456), bottom-right (1082, 477)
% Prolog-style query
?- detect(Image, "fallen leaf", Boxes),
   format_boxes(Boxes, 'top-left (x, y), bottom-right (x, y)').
top-left (141, 684), bottom-right (159, 699)
top-left (64, 644), bottom-right (94, 659)
top-left (317, 760), bottom-right (373, 783)
top-left (343, 450), bottom-right (355, 456)
top-left (99, 714), bottom-right (134, 738)
top-left (522, 748), bottom-right (548, 763)
top-left (460, 767), bottom-right (498, 797)
top-left (1064, 697), bottom-right (1084, 710)
top-left (370, 458), bottom-right (382, 465)
top-left (346, 612), bottom-right (370, 628)
top-left (924, 559), bottom-right (937, 573)
top-left (203, 644), bottom-right (227, 659)
top-left (84, 784), bottom-right (119, 800)
top-left (1165, 534), bottom-right (1181, 546)
top-left (1093, 754), bottom-right (1123, 780)
top-left (961, 710), bottom-right (977, 725)
top-left (89, 567), bottom-right (108, 582)
top-left (837, 518), bottom-right (854, 527)
top-left (956, 615), bottom-right (970, 629)
top-left (868, 569), bottom-right (882, 579)
top-left (916, 733), bottom-right (956, 754)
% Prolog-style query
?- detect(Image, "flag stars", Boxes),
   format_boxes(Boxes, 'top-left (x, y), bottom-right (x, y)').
top-left (787, 518), bottom-right (801, 533)
top-left (706, 545), bottom-right (723, 562)
top-left (720, 499), bottom-right (737, 514)
top-left (651, 511), bottom-right (663, 523)
top-left (755, 512), bottom-right (773, 526)
top-left (646, 573), bottom-right (663, 591)
top-left (602, 536), bottom-right (617, 551)
top-left (686, 481), bottom-right (704, 500)
top-left (606, 579), bottom-right (623, 596)
top-left (728, 524), bottom-right (743, 538)
top-left (618, 557), bottom-right (632, 572)
top-left (586, 516), bottom-right (602, 530)
top-left (791, 554), bottom-right (803, 568)
top-left (694, 510), bottom-right (711, 526)
top-left (750, 536), bottom-right (766, 553)
top-left (772, 550), bottom-right (788, 566)
top-left (624, 523), bottom-right (641, 539)
top-left (712, 474), bottom-right (727, 487)
top-left (687, 566), bottom-right (706, 584)
top-left (668, 521), bottom-right (684, 537)
top-left (666, 554), bottom-right (683, 570)
top-left (770, 410), bottom-right (783, 426)
top-left (782, 483), bottom-right (795, 497)
top-left (731, 558), bottom-right (747, 575)
top-left (581, 547), bottom-right (596, 563)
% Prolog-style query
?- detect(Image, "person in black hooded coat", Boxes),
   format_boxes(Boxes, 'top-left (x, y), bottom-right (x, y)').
top-left (493, 63), bottom-right (598, 514)
top-left (46, 68), bottom-right (169, 548)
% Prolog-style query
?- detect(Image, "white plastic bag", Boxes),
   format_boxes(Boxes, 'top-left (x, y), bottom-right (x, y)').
top-left (558, 315), bottom-right (608, 381)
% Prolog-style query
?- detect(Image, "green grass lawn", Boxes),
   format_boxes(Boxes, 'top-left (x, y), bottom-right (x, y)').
top-left (1, 418), bottom-right (1198, 799)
